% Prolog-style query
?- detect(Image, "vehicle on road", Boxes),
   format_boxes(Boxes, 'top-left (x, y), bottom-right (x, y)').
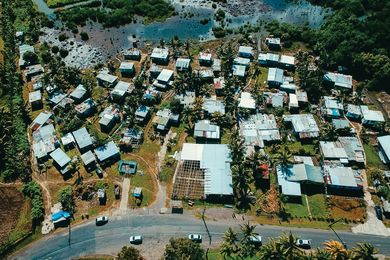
top-left (95, 216), bottom-right (108, 226)
top-left (375, 206), bottom-right (383, 220)
top-left (296, 239), bottom-right (312, 249)
top-left (188, 234), bottom-right (202, 243)
top-left (130, 235), bottom-right (143, 244)
top-left (248, 235), bottom-right (262, 246)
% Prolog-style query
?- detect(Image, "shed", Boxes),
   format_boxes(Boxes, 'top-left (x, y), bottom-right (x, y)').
top-left (94, 141), bottom-right (120, 163)
top-left (69, 84), bottom-right (87, 103)
top-left (80, 150), bottom-right (96, 166)
top-left (199, 52), bottom-right (213, 66)
top-left (232, 65), bottom-right (246, 78)
top-left (238, 46), bottom-right (253, 59)
top-left (119, 62), bottom-right (135, 76)
top-left (175, 58), bottom-right (191, 71)
top-left (151, 48), bottom-right (169, 64)
top-left (171, 200), bottom-right (183, 214)
top-left (132, 187), bottom-right (143, 198)
top-left (267, 68), bottom-right (284, 87)
top-left (96, 72), bottom-right (118, 87)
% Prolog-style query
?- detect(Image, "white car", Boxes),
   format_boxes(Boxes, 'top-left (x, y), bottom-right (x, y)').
top-left (248, 235), bottom-right (262, 246)
top-left (95, 216), bottom-right (108, 226)
top-left (296, 239), bottom-right (311, 249)
top-left (188, 234), bottom-right (202, 243)
top-left (130, 235), bottom-right (143, 244)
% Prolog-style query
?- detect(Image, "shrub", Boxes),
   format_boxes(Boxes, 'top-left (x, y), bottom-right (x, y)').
top-left (80, 32), bottom-right (89, 41)
top-left (51, 45), bottom-right (59, 54)
top-left (58, 33), bottom-right (68, 41)
top-left (59, 49), bottom-right (69, 58)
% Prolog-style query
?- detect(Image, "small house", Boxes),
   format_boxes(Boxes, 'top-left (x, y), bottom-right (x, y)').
top-left (32, 81), bottom-right (43, 91)
top-left (151, 48), bottom-right (169, 64)
top-left (240, 113), bottom-right (281, 148)
top-left (32, 124), bottom-right (59, 161)
top-left (264, 91), bottom-right (286, 108)
top-left (283, 114), bottom-right (320, 140)
top-left (111, 81), bottom-right (134, 101)
top-left (360, 105), bottom-right (385, 126)
top-left (233, 57), bottom-right (251, 67)
top-left (238, 92), bottom-right (256, 111)
top-left (378, 135), bottom-right (390, 164)
top-left (265, 37), bottom-right (281, 50)
top-left (324, 165), bottom-right (363, 194)
top-left (94, 141), bottom-right (120, 165)
top-left (135, 105), bottom-right (151, 124)
top-left (119, 62), bottom-right (135, 77)
top-left (199, 69), bottom-right (214, 80)
top-left (203, 98), bottom-right (225, 115)
top-left (296, 90), bottom-right (308, 106)
top-left (212, 59), bottom-right (221, 74)
top-left (194, 120), bottom-right (220, 143)
top-left (143, 87), bottom-right (161, 104)
top-left (279, 55), bottom-right (295, 70)
top-left (96, 72), bottom-right (118, 88)
top-left (48, 91), bottom-right (66, 107)
top-left (69, 84), bottom-right (87, 103)
top-left (280, 82), bottom-right (297, 93)
top-left (30, 111), bottom-right (53, 131)
top-left (132, 187), bottom-right (143, 199)
top-left (29, 90), bottom-right (42, 110)
top-left (346, 104), bottom-right (362, 121)
top-left (199, 52), bottom-right (213, 66)
top-left (99, 105), bottom-right (120, 133)
top-left (213, 77), bottom-right (225, 95)
top-left (232, 65), bottom-right (246, 78)
top-left (50, 148), bottom-right (72, 174)
top-left (267, 68), bottom-right (284, 87)
top-left (324, 72), bottom-right (352, 91)
top-left (72, 127), bottom-right (93, 152)
top-left (288, 93), bottom-right (299, 112)
top-left (175, 91), bottom-right (195, 108)
top-left (25, 64), bottom-right (44, 81)
top-left (175, 58), bottom-right (191, 72)
top-left (61, 133), bottom-right (75, 150)
top-left (75, 98), bottom-right (96, 117)
top-left (19, 44), bottom-right (35, 68)
top-left (97, 189), bottom-right (106, 205)
top-left (238, 46), bottom-right (253, 59)
top-left (123, 48), bottom-right (141, 60)
top-left (149, 64), bottom-right (162, 78)
top-left (119, 128), bottom-right (143, 148)
top-left (322, 96), bottom-right (343, 118)
top-left (258, 53), bottom-right (279, 67)
top-left (332, 118), bottom-right (352, 133)
top-left (154, 69), bottom-right (174, 89)
top-left (80, 150), bottom-right (96, 170)
top-left (153, 109), bottom-right (179, 132)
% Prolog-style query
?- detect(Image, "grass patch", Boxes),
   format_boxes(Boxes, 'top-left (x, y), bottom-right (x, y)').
top-left (285, 142), bottom-right (317, 156)
top-left (364, 143), bottom-right (386, 169)
top-left (255, 66), bottom-right (268, 88)
top-left (329, 196), bottom-right (366, 222)
top-left (46, 0), bottom-right (86, 8)
top-left (221, 128), bottom-right (232, 144)
top-left (284, 200), bottom-right (309, 218)
top-left (207, 247), bottom-right (259, 260)
top-left (307, 194), bottom-right (329, 218)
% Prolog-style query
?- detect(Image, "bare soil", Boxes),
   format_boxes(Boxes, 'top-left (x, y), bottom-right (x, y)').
top-left (0, 186), bottom-right (25, 243)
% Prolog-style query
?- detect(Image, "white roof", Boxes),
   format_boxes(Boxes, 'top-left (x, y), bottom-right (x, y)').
top-left (238, 46), bottom-right (253, 54)
top-left (280, 55), bottom-right (295, 65)
top-left (199, 52), bottom-right (212, 61)
top-left (119, 61), bottom-right (134, 70)
top-left (29, 91), bottom-right (42, 103)
top-left (151, 48), bottom-right (169, 59)
top-left (360, 105), bottom-right (385, 122)
top-left (378, 135), bottom-right (390, 160)
top-left (328, 166), bottom-right (358, 188)
top-left (289, 93), bottom-right (298, 107)
top-left (234, 57), bottom-right (251, 66)
top-left (97, 73), bottom-right (118, 84)
top-left (175, 58), bottom-right (191, 69)
top-left (238, 92), bottom-right (256, 109)
top-left (61, 133), bottom-right (75, 146)
top-left (320, 141), bottom-right (348, 159)
top-left (233, 65), bottom-right (246, 77)
top-left (157, 69), bottom-right (174, 82)
top-left (112, 81), bottom-right (132, 96)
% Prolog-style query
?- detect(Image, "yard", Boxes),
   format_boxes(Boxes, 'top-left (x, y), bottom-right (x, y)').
top-left (364, 143), bottom-right (386, 170)
top-left (46, 0), bottom-right (86, 8)
top-left (328, 196), bottom-right (366, 222)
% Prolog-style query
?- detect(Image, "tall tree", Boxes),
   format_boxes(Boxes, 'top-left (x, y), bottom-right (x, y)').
top-left (323, 240), bottom-right (349, 260)
top-left (220, 227), bottom-right (239, 258)
top-left (352, 242), bottom-right (378, 260)
top-left (163, 237), bottom-right (205, 260)
top-left (277, 232), bottom-right (302, 260)
top-left (117, 246), bottom-right (145, 260)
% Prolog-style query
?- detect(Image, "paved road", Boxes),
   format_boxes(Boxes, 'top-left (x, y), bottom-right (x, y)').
top-left (13, 214), bottom-right (390, 259)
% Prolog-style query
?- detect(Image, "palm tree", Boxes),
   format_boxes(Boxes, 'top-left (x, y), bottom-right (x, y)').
top-left (277, 232), bottom-right (302, 260)
top-left (220, 227), bottom-right (239, 259)
top-left (313, 248), bottom-right (332, 260)
top-left (172, 73), bottom-right (188, 95)
top-left (239, 222), bottom-right (258, 259)
top-left (320, 123), bottom-right (338, 141)
top-left (273, 146), bottom-right (293, 173)
top-left (182, 106), bottom-right (195, 128)
top-left (229, 136), bottom-right (245, 167)
top-left (259, 239), bottom-right (283, 260)
top-left (231, 164), bottom-right (253, 210)
top-left (323, 240), bottom-right (349, 260)
top-left (352, 242), bottom-right (378, 260)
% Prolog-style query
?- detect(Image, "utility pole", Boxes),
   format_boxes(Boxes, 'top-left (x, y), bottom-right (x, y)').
top-left (329, 218), bottom-right (347, 249)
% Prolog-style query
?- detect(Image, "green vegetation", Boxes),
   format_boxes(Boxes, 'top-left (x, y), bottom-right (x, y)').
top-left (364, 143), bottom-right (385, 169)
top-left (57, 186), bottom-right (75, 214)
top-left (46, 0), bottom-right (87, 8)
top-left (58, 0), bottom-right (175, 28)
top-left (163, 237), bottom-right (205, 259)
top-left (22, 182), bottom-right (45, 227)
top-left (117, 246), bottom-right (144, 260)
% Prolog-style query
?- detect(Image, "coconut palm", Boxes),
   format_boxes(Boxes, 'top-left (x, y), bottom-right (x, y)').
top-left (313, 248), bottom-right (332, 260)
top-left (273, 146), bottom-right (293, 173)
top-left (277, 232), bottom-right (302, 260)
top-left (172, 73), bottom-right (188, 95)
top-left (320, 123), bottom-right (338, 141)
top-left (239, 222), bottom-right (259, 258)
top-left (323, 240), bottom-right (349, 260)
top-left (259, 239), bottom-right (283, 260)
top-left (220, 227), bottom-right (239, 258)
top-left (352, 242), bottom-right (378, 260)
top-left (229, 135), bottom-right (245, 167)
top-left (231, 164), bottom-right (253, 210)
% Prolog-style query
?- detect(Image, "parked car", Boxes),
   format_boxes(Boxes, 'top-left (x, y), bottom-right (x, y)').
top-left (95, 216), bottom-right (108, 226)
top-left (375, 205), bottom-right (383, 220)
top-left (296, 239), bottom-right (311, 249)
top-left (248, 235), bottom-right (262, 246)
top-left (130, 235), bottom-right (143, 244)
top-left (188, 234), bottom-right (202, 243)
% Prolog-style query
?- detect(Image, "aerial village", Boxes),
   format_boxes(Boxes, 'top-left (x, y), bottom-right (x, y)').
top-left (20, 30), bottom-right (390, 231)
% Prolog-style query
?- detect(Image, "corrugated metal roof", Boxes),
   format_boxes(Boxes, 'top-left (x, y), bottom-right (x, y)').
top-left (81, 151), bottom-right (96, 165)
top-left (94, 141), bottom-right (120, 162)
top-left (72, 127), bottom-right (93, 150)
top-left (50, 148), bottom-right (71, 168)
top-left (267, 67), bottom-right (284, 83)
top-left (378, 135), bottom-right (390, 161)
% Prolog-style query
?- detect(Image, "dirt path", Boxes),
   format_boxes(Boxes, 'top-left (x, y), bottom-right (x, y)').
top-left (119, 177), bottom-right (130, 213)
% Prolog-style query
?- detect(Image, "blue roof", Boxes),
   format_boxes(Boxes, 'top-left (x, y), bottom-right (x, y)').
top-left (50, 148), bottom-right (71, 168)
top-left (72, 127), bottom-right (93, 150)
top-left (51, 210), bottom-right (71, 222)
top-left (94, 141), bottom-right (120, 162)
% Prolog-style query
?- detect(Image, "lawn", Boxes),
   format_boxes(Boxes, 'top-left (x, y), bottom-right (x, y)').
top-left (364, 143), bottom-right (386, 169)
top-left (284, 200), bottom-right (309, 218)
top-left (207, 248), bottom-right (258, 260)
top-left (307, 194), bottom-right (329, 218)
top-left (255, 66), bottom-right (269, 88)
top-left (221, 128), bottom-right (232, 144)
top-left (329, 196), bottom-right (366, 222)
top-left (285, 142), bottom-right (317, 156)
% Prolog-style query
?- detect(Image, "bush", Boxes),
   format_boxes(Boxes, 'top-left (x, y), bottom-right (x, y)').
top-left (59, 49), bottom-right (69, 58)
top-left (22, 51), bottom-right (38, 64)
top-left (58, 33), bottom-right (68, 41)
top-left (80, 32), bottom-right (89, 41)
top-left (51, 45), bottom-right (59, 54)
